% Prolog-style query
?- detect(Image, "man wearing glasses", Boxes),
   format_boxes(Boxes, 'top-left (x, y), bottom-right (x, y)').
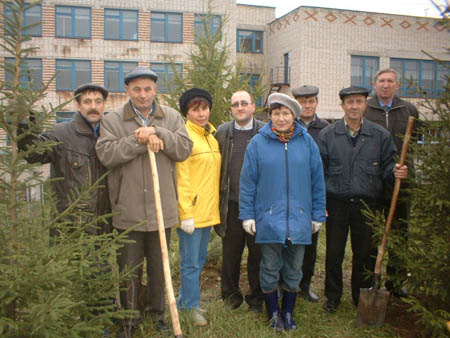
top-left (215, 90), bottom-right (265, 312)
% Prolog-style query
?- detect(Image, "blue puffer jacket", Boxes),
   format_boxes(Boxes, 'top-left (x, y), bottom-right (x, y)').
top-left (239, 121), bottom-right (326, 245)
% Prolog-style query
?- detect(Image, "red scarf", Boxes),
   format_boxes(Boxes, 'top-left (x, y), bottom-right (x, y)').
top-left (272, 124), bottom-right (295, 143)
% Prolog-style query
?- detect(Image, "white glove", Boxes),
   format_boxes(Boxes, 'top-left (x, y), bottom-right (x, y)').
top-left (243, 219), bottom-right (256, 236)
top-left (312, 221), bottom-right (323, 234)
top-left (181, 218), bottom-right (195, 235)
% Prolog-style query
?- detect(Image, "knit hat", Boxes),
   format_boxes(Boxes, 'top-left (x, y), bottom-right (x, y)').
top-left (179, 88), bottom-right (213, 116)
top-left (268, 92), bottom-right (302, 118)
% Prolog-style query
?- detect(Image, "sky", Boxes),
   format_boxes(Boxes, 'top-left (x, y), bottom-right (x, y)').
top-left (237, 0), bottom-right (445, 18)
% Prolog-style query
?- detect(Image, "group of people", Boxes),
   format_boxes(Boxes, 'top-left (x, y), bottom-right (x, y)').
top-left (18, 66), bottom-right (418, 336)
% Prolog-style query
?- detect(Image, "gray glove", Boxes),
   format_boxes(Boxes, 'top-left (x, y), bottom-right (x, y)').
top-left (243, 219), bottom-right (256, 236)
top-left (181, 218), bottom-right (195, 235)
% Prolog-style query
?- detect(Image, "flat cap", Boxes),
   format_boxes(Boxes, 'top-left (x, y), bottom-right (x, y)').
top-left (179, 88), bottom-right (213, 116)
top-left (124, 66), bottom-right (158, 85)
top-left (292, 85), bottom-right (319, 98)
top-left (268, 92), bottom-right (302, 118)
top-left (74, 83), bottom-right (108, 100)
top-left (339, 86), bottom-right (370, 100)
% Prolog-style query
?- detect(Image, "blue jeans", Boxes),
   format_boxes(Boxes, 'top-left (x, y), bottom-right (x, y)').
top-left (260, 242), bottom-right (305, 293)
top-left (177, 227), bottom-right (211, 309)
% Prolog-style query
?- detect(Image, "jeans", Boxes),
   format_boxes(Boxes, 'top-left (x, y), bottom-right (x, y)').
top-left (259, 241), bottom-right (305, 293)
top-left (177, 227), bottom-right (211, 309)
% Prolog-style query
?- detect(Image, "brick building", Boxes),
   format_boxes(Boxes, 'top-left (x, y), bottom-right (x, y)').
top-left (0, 0), bottom-right (448, 134)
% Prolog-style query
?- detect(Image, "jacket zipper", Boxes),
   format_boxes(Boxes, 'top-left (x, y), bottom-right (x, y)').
top-left (285, 142), bottom-right (290, 240)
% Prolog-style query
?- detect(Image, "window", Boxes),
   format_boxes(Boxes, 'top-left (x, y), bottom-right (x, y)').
top-left (56, 60), bottom-right (91, 90)
top-left (241, 73), bottom-right (263, 106)
top-left (391, 58), bottom-right (450, 98)
top-left (237, 30), bottom-right (263, 53)
top-left (104, 9), bottom-right (138, 40)
top-left (3, 3), bottom-right (42, 36)
top-left (151, 12), bottom-right (182, 43)
top-left (56, 111), bottom-right (75, 123)
top-left (151, 63), bottom-right (182, 93)
top-left (104, 61), bottom-right (138, 92)
top-left (55, 6), bottom-right (91, 38)
top-left (5, 58), bottom-right (42, 88)
top-left (194, 14), bottom-right (221, 43)
top-left (351, 55), bottom-right (379, 94)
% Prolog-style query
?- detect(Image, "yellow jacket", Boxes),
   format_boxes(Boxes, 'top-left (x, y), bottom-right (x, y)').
top-left (176, 120), bottom-right (221, 228)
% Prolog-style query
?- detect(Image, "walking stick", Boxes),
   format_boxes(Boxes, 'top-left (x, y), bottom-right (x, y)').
top-left (147, 144), bottom-right (183, 338)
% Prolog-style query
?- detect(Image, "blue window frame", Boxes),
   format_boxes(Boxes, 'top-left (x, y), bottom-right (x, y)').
top-left (236, 30), bottom-right (263, 53)
top-left (5, 58), bottom-right (42, 88)
top-left (194, 14), bottom-right (221, 43)
top-left (55, 6), bottom-right (91, 38)
top-left (104, 61), bottom-right (138, 92)
top-left (241, 73), bottom-right (263, 107)
top-left (391, 58), bottom-right (450, 98)
top-left (104, 9), bottom-right (138, 40)
top-left (351, 55), bottom-right (379, 95)
top-left (3, 3), bottom-right (42, 36)
top-left (56, 111), bottom-right (75, 123)
top-left (151, 63), bottom-right (182, 93)
top-left (56, 59), bottom-right (91, 90)
top-left (151, 12), bottom-right (182, 43)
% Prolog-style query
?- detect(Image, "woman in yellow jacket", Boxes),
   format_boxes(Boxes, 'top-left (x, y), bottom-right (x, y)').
top-left (176, 88), bottom-right (221, 326)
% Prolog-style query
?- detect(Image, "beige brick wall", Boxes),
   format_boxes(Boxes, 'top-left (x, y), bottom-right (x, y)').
top-left (92, 8), bottom-right (104, 40)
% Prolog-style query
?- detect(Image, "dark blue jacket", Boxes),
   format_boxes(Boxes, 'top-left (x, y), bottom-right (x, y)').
top-left (239, 121), bottom-right (326, 245)
top-left (318, 118), bottom-right (397, 201)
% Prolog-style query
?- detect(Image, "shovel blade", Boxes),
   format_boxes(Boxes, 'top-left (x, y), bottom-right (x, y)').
top-left (356, 288), bottom-right (390, 328)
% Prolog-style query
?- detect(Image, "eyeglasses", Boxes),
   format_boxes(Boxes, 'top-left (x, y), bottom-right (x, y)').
top-left (231, 100), bottom-right (250, 108)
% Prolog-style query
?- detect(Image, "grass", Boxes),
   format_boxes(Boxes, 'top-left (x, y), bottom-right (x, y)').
top-left (130, 229), bottom-right (399, 338)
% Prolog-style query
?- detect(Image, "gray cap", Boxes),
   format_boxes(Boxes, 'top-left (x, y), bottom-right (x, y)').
top-left (268, 92), bottom-right (302, 117)
top-left (74, 83), bottom-right (108, 100)
top-left (124, 66), bottom-right (158, 85)
top-left (292, 85), bottom-right (319, 98)
top-left (339, 86), bottom-right (370, 100)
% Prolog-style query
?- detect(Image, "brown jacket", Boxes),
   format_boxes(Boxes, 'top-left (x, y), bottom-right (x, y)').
top-left (96, 101), bottom-right (192, 231)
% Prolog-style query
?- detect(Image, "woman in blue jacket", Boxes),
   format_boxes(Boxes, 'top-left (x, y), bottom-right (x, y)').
top-left (239, 93), bottom-right (326, 331)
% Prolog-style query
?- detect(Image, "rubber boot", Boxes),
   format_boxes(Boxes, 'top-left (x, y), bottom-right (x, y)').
top-left (281, 290), bottom-right (297, 331)
top-left (263, 290), bottom-right (284, 331)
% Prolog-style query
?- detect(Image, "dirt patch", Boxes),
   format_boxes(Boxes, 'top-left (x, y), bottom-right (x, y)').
top-left (385, 296), bottom-right (424, 338)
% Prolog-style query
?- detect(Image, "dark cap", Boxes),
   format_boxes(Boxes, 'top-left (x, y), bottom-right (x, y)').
top-left (74, 83), bottom-right (108, 100)
top-left (268, 92), bottom-right (302, 117)
top-left (179, 88), bottom-right (213, 116)
top-left (124, 66), bottom-right (158, 85)
top-left (339, 86), bottom-right (370, 100)
top-left (292, 85), bottom-right (319, 98)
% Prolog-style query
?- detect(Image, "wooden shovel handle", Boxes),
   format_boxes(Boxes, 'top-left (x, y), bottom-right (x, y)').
top-left (147, 145), bottom-right (183, 337)
top-left (374, 116), bottom-right (415, 276)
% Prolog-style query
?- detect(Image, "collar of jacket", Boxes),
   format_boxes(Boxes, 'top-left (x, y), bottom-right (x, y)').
top-left (336, 117), bottom-right (373, 136)
top-left (74, 111), bottom-right (95, 136)
top-left (186, 119), bottom-right (216, 136)
top-left (368, 95), bottom-right (406, 110)
top-left (259, 120), bottom-right (305, 140)
top-left (122, 100), bottom-right (165, 121)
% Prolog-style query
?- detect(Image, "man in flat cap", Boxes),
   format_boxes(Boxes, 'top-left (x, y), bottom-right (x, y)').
top-left (365, 68), bottom-right (419, 298)
top-left (19, 83), bottom-right (111, 236)
top-left (292, 85), bottom-right (329, 303)
top-left (317, 86), bottom-right (408, 313)
top-left (96, 67), bottom-right (192, 336)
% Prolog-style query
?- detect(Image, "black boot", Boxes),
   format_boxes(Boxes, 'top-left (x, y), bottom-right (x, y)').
top-left (263, 290), bottom-right (283, 332)
top-left (281, 290), bottom-right (297, 331)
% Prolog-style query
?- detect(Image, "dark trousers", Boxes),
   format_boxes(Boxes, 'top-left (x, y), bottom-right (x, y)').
top-left (221, 201), bottom-right (263, 307)
top-left (300, 231), bottom-right (319, 288)
top-left (324, 198), bottom-right (377, 305)
top-left (117, 229), bottom-right (171, 326)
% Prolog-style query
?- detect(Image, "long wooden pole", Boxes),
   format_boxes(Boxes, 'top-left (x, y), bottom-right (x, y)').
top-left (147, 145), bottom-right (183, 338)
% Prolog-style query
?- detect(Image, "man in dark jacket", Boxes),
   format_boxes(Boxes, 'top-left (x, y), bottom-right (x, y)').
top-left (18, 83), bottom-right (111, 235)
top-left (292, 85), bottom-right (329, 303)
top-left (215, 90), bottom-right (265, 312)
top-left (365, 68), bottom-right (419, 298)
top-left (318, 86), bottom-right (408, 313)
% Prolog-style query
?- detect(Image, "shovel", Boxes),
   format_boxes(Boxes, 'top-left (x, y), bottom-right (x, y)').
top-left (147, 145), bottom-right (183, 337)
top-left (356, 116), bottom-right (415, 328)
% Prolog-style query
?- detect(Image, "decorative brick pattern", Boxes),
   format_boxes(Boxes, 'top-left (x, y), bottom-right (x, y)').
top-left (42, 58), bottom-right (55, 91)
top-left (183, 13), bottom-right (194, 44)
top-left (139, 11), bottom-right (150, 41)
top-left (91, 59), bottom-right (103, 84)
top-left (43, 5), bottom-right (55, 37)
top-left (92, 8), bottom-right (104, 39)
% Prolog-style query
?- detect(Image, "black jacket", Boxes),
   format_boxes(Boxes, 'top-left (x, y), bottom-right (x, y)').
top-left (318, 118), bottom-right (397, 202)
top-left (214, 118), bottom-right (265, 237)
top-left (296, 115), bottom-right (329, 144)
top-left (18, 112), bottom-right (111, 234)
